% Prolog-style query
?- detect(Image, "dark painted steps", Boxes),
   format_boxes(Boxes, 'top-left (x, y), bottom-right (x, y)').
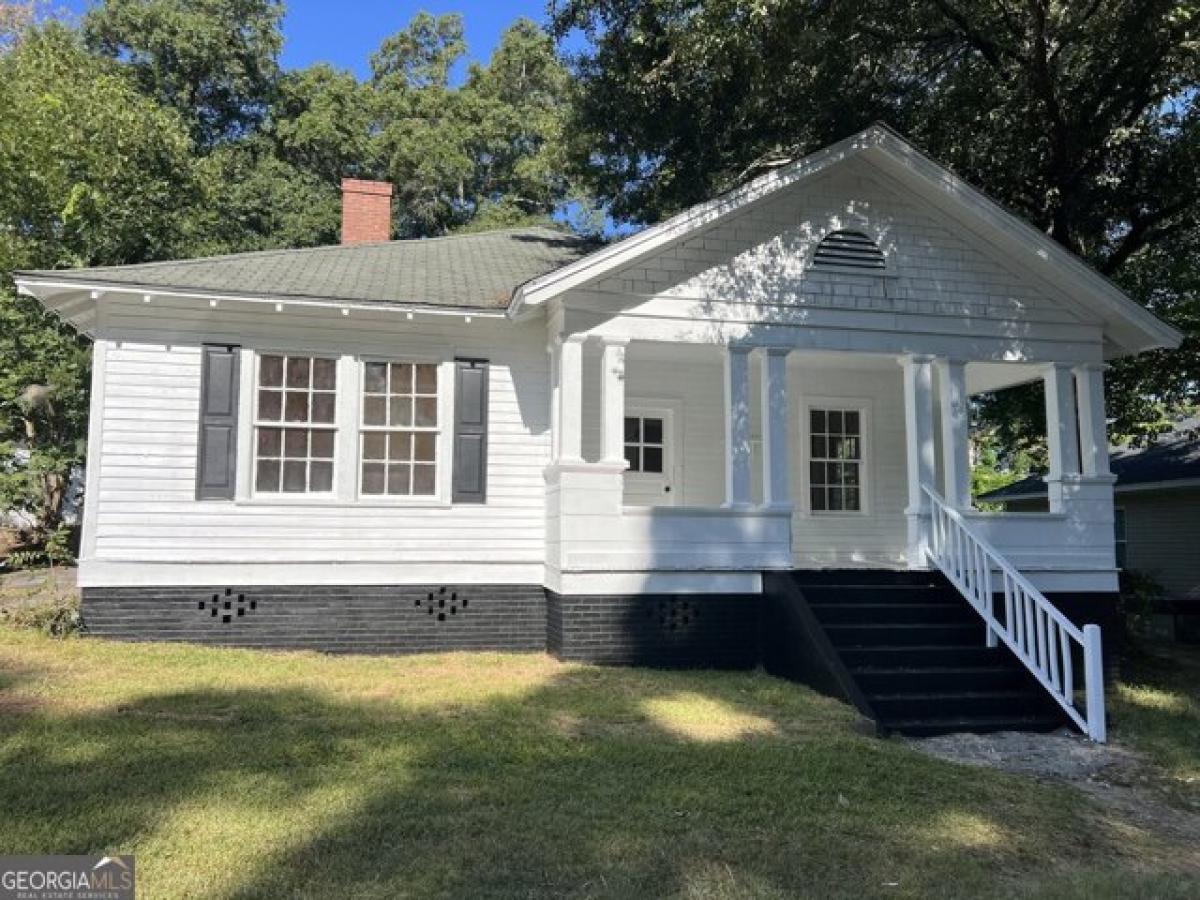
top-left (789, 570), bottom-right (1070, 738)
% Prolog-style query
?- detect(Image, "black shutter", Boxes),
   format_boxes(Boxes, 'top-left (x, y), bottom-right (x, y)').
top-left (196, 344), bottom-right (240, 500)
top-left (452, 358), bottom-right (489, 504)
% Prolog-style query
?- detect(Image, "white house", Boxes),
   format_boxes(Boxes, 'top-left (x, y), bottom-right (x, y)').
top-left (16, 126), bottom-right (1182, 740)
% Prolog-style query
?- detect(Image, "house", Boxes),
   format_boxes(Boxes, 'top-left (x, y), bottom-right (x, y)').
top-left (980, 419), bottom-right (1200, 638)
top-left (15, 126), bottom-right (1182, 740)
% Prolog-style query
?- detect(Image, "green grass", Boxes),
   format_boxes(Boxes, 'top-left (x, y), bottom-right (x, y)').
top-left (0, 630), bottom-right (1197, 899)
top-left (1111, 640), bottom-right (1200, 802)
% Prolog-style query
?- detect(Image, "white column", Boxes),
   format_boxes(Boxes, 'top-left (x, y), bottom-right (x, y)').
top-left (556, 335), bottom-right (585, 463)
top-left (1073, 364), bottom-right (1111, 477)
top-left (600, 337), bottom-right (628, 466)
top-left (1044, 362), bottom-right (1080, 513)
top-left (937, 358), bottom-right (972, 509)
top-left (548, 342), bottom-right (560, 459)
top-left (902, 355), bottom-right (936, 566)
top-left (724, 345), bottom-right (753, 508)
top-left (759, 348), bottom-right (791, 508)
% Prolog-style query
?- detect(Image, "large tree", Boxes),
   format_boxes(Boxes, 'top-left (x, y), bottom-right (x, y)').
top-left (0, 24), bottom-right (196, 550)
top-left (83, 0), bottom-right (283, 149)
top-left (552, 0), bottom-right (1200, 443)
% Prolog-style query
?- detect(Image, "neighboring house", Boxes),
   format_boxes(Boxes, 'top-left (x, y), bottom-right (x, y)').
top-left (16, 126), bottom-right (1182, 739)
top-left (980, 419), bottom-right (1200, 607)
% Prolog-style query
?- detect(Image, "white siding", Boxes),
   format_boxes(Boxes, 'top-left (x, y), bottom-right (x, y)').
top-left (84, 294), bottom-right (549, 586)
top-left (579, 343), bottom-right (909, 566)
top-left (589, 156), bottom-right (1101, 345)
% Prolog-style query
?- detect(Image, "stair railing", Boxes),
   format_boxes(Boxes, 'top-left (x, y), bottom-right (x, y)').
top-left (922, 486), bottom-right (1106, 742)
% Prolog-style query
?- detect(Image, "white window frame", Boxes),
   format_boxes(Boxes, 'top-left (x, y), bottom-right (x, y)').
top-left (355, 355), bottom-right (453, 504)
top-left (250, 350), bottom-right (340, 498)
top-left (802, 398), bottom-right (871, 516)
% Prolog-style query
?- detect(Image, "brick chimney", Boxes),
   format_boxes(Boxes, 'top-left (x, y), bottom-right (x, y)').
top-left (341, 178), bottom-right (393, 245)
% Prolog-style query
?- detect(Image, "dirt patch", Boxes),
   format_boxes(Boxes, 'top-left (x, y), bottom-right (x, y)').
top-left (0, 567), bottom-right (79, 617)
top-left (909, 729), bottom-right (1200, 874)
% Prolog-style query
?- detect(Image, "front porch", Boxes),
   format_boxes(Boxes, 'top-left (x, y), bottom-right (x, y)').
top-left (545, 337), bottom-right (1118, 597)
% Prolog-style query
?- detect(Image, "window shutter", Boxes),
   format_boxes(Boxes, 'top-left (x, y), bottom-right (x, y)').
top-left (196, 344), bottom-right (240, 500)
top-left (452, 358), bottom-right (489, 504)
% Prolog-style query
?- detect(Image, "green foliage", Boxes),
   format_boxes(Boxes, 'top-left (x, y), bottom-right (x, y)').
top-left (373, 16), bottom-right (578, 237)
top-left (552, 0), bottom-right (1200, 439)
top-left (0, 24), bottom-right (196, 549)
top-left (83, 0), bottom-right (283, 149)
top-left (1, 589), bottom-right (80, 635)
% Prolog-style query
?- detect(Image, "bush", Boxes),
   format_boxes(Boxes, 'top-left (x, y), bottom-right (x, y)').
top-left (1, 593), bottom-right (81, 637)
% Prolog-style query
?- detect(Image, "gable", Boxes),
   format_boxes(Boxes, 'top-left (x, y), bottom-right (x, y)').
top-left (515, 126), bottom-right (1180, 357)
top-left (587, 157), bottom-right (1094, 335)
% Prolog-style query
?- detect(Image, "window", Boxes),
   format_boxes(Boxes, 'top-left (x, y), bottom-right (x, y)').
top-left (1114, 507), bottom-right (1127, 569)
top-left (809, 408), bottom-right (863, 512)
top-left (254, 353), bottom-right (337, 493)
top-left (624, 415), bottom-right (665, 474)
top-left (360, 361), bottom-right (439, 496)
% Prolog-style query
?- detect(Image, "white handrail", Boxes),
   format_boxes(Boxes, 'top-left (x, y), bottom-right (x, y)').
top-left (921, 486), bottom-right (1106, 741)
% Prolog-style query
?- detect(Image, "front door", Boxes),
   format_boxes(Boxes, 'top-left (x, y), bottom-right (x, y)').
top-left (623, 406), bottom-right (678, 506)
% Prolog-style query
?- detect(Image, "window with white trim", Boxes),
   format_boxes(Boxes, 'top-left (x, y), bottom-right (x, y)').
top-left (624, 415), bottom-right (665, 474)
top-left (360, 361), bottom-right (439, 496)
top-left (809, 408), bottom-right (863, 512)
top-left (254, 353), bottom-right (337, 493)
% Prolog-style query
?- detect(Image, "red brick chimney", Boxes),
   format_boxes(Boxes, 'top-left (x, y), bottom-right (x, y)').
top-left (341, 178), bottom-right (393, 245)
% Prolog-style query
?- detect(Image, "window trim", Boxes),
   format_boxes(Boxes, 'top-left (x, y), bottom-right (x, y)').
top-left (234, 348), bottom-right (456, 507)
top-left (355, 355), bottom-right (451, 503)
top-left (801, 398), bottom-right (871, 517)
top-left (250, 350), bottom-right (340, 498)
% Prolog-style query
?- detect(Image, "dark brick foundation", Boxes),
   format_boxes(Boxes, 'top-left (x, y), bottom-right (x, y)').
top-left (81, 585), bottom-right (547, 654)
top-left (547, 592), bottom-right (761, 668)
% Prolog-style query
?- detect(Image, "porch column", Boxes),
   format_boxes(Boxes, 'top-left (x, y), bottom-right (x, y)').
top-left (556, 334), bottom-right (586, 463)
top-left (759, 347), bottom-right (791, 509)
top-left (1043, 363), bottom-right (1080, 512)
top-left (936, 358), bottom-right (972, 509)
top-left (599, 337), bottom-right (629, 466)
top-left (1073, 364), bottom-right (1111, 477)
top-left (902, 355), bottom-right (936, 566)
top-left (724, 345), bottom-right (753, 508)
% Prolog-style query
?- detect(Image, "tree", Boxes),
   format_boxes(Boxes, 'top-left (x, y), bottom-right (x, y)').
top-left (552, 0), bottom-right (1200, 444)
top-left (372, 14), bottom-right (579, 237)
top-left (0, 24), bottom-right (196, 549)
top-left (83, 0), bottom-right (284, 149)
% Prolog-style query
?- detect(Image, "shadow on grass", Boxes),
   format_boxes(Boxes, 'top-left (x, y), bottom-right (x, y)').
top-left (1113, 641), bottom-right (1200, 792)
top-left (1, 657), bottom-right (1198, 899)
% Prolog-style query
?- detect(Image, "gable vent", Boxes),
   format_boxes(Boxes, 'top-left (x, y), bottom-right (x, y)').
top-left (811, 230), bottom-right (886, 272)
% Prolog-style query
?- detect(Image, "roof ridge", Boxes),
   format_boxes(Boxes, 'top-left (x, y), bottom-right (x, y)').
top-left (16, 225), bottom-right (584, 278)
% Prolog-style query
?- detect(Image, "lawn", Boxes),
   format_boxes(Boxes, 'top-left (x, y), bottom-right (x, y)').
top-left (0, 629), bottom-right (1197, 899)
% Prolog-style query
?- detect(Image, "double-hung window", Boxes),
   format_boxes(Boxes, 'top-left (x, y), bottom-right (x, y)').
top-left (254, 353), bottom-right (338, 493)
top-left (809, 408), bottom-right (864, 512)
top-left (360, 361), bottom-right (439, 496)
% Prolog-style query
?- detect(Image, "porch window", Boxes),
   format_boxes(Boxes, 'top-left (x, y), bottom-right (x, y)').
top-left (253, 353), bottom-right (337, 493)
top-left (809, 408), bottom-right (863, 512)
top-left (624, 415), bottom-right (664, 474)
top-left (359, 361), bottom-right (439, 496)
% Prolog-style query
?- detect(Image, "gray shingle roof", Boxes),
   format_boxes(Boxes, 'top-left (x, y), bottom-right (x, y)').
top-left (15, 227), bottom-right (596, 311)
top-left (979, 418), bottom-right (1200, 501)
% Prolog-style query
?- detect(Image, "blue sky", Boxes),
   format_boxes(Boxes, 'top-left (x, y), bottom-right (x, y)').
top-left (61, 2), bottom-right (565, 79)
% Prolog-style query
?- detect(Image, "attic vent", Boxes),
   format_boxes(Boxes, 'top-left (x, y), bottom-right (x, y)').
top-left (811, 230), bottom-right (886, 272)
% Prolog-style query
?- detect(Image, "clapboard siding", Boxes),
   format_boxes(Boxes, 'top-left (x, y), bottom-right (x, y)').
top-left (578, 342), bottom-right (908, 564)
top-left (86, 296), bottom-right (550, 583)
top-left (1120, 488), bottom-right (1200, 598)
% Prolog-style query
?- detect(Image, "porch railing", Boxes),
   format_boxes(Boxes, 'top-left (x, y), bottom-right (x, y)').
top-left (922, 486), bottom-right (1106, 742)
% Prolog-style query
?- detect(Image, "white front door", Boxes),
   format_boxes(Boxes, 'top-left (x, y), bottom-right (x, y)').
top-left (623, 406), bottom-right (678, 506)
